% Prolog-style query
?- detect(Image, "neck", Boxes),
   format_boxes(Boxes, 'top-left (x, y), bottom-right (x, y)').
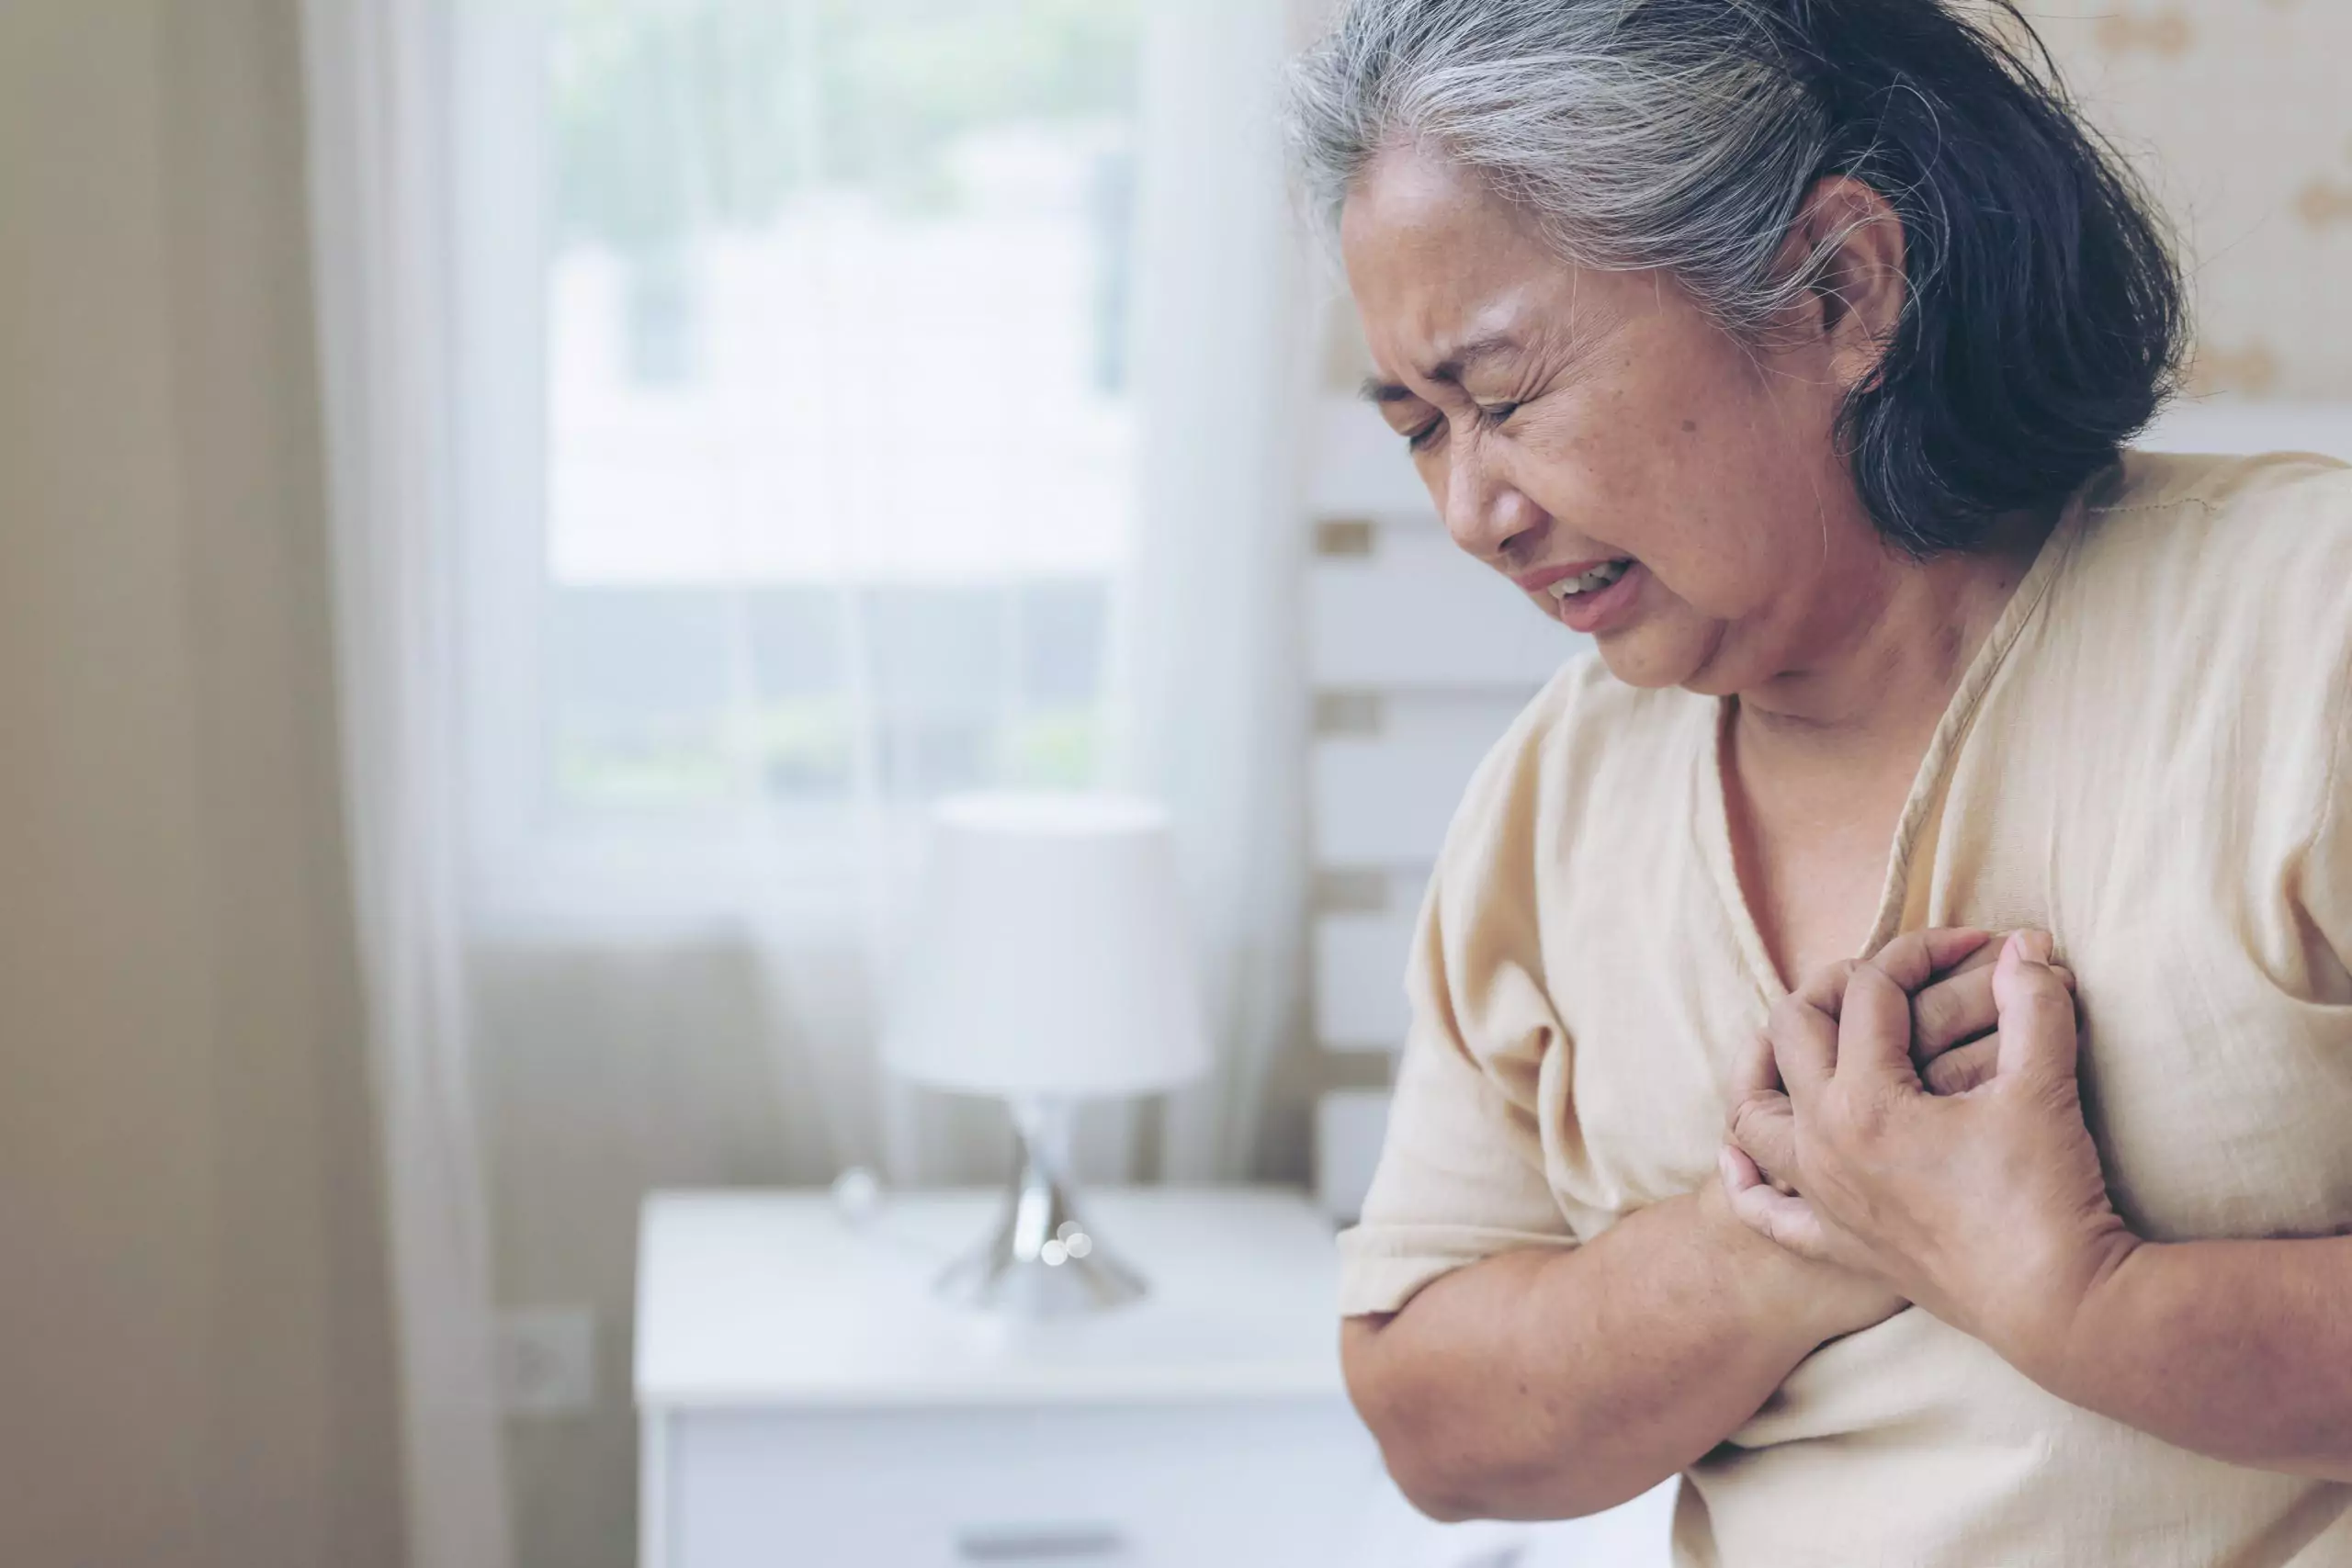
top-left (1734, 512), bottom-right (2052, 765)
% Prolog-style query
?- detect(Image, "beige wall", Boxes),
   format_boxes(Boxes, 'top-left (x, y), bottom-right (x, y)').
top-left (2030, 0), bottom-right (2352, 399)
top-left (0, 4), bottom-right (403, 1565)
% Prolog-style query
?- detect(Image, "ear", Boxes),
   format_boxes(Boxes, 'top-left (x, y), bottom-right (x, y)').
top-left (1774, 176), bottom-right (1907, 393)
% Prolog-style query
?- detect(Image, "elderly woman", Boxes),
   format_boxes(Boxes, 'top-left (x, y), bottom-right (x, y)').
top-left (1286, 1), bottom-right (2352, 1563)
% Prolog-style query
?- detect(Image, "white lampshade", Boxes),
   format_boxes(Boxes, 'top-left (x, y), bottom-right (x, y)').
top-left (882, 793), bottom-right (1211, 1100)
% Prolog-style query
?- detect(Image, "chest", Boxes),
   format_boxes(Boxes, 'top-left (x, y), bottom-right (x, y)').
top-left (1722, 767), bottom-right (1916, 988)
top-left (1528, 753), bottom-right (2352, 1244)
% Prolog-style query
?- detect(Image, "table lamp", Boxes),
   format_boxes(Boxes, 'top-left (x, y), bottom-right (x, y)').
top-left (882, 793), bottom-right (1210, 1314)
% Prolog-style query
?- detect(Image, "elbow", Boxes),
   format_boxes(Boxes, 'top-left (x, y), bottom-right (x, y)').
top-left (1363, 1416), bottom-right (1614, 1525)
top-left (1357, 1404), bottom-right (1480, 1523)
top-left (1349, 1383), bottom-right (1491, 1523)
top-left (1388, 1472), bottom-right (1487, 1527)
top-left (1343, 1315), bottom-right (1487, 1520)
top-left (1342, 1315), bottom-right (1616, 1524)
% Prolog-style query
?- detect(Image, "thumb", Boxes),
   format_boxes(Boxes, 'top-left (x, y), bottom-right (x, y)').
top-left (1993, 930), bottom-right (2079, 1087)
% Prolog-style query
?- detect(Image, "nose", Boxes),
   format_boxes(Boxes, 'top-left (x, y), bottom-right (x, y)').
top-left (1440, 435), bottom-right (1545, 565)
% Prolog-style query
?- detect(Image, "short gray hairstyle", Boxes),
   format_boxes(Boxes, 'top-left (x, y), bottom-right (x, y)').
top-left (1283, 0), bottom-right (2186, 557)
top-left (1287, 0), bottom-right (1828, 338)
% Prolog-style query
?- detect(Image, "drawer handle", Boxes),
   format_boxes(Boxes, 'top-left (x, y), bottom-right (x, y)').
top-left (953, 1522), bottom-right (1129, 1562)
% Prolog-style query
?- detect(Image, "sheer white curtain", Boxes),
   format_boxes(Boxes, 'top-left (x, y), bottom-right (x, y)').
top-left (300, 0), bottom-right (1302, 1558)
top-left (1122, 0), bottom-right (1312, 1179)
top-left (300, 3), bottom-right (515, 1567)
top-left (436, 0), bottom-right (1306, 1187)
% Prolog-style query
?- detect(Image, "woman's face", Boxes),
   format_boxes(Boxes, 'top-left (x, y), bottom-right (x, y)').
top-left (1340, 144), bottom-right (1894, 695)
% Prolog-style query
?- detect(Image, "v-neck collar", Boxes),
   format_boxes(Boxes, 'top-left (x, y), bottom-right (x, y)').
top-left (1694, 492), bottom-right (2089, 1004)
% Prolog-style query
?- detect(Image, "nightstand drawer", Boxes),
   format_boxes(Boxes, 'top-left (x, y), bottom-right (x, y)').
top-left (653, 1401), bottom-right (1379, 1568)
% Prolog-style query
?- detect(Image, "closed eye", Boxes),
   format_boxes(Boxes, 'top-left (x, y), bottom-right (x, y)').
top-left (1405, 419), bottom-right (1445, 454)
top-left (1476, 400), bottom-right (1521, 426)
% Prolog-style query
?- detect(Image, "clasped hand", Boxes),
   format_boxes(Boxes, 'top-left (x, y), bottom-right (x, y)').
top-left (1720, 929), bottom-right (2141, 1371)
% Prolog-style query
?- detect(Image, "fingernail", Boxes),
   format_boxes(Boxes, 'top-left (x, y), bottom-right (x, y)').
top-left (2018, 930), bottom-right (2053, 964)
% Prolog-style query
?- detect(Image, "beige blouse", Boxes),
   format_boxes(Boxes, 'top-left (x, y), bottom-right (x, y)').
top-left (1340, 451), bottom-right (2352, 1568)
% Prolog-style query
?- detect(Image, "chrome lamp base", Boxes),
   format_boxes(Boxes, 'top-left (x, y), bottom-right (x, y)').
top-left (935, 1097), bottom-right (1145, 1315)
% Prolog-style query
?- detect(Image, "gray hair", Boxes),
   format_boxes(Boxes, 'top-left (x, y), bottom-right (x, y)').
top-left (1282, 0), bottom-right (2188, 558)
top-left (1285, 0), bottom-right (1834, 337)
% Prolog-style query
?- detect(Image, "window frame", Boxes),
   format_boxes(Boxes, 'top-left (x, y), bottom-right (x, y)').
top-left (448, 2), bottom-right (1142, 942)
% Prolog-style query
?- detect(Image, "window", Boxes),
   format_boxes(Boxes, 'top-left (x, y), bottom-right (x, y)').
top-left (462, 0), bottom-right (1146, 919)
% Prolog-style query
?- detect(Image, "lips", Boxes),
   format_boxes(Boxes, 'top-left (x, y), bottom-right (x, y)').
top-left (1536, 558), bottom-right (1645, 636)
top-left (1547, 559), bottom-right (1633, 599)
top-left (1512, 558), bottom-right (1626, 595)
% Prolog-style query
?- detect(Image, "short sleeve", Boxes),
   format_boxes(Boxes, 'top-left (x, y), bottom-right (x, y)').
top-left (1335, 875), bottom-right (1576, 1317)
top-left (2300, 663), bottom-right (2352, 981)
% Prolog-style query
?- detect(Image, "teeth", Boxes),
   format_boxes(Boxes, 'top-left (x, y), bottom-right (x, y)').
top-left (1549, 560), bottom-right (1632, 599)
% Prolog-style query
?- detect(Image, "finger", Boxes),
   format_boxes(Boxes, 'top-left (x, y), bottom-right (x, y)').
top-left (1721, 1139), bottom-right (1765, 1197)
top-left (1911, 964), bottom-right (1998, 1061)
top-left (1766, 991), bottom-right (1840, 1096)
top-left (1921, 1036), bottom-right (1997, 1096)
top-left (1915, 962), bottom-right (2075, 1067)
top-left (1730, 1028), bottom-right (1782, 1102)
top-left (1720, 1146), bottom-right (1835, 1262)
top-left (1792, 958), bottom-right (1859, 1020)
top-left (1918, 959), bottom-right (2088, 1053)
top-left (1993, 930), bottom-right (2080, 1088)
top-left (1836, 961), bottom-right (1924, 1088)
top-left (1726, 1089), bottom-right (1800, 1187)
top-left (1865, 928), bottom-right (1991, 994)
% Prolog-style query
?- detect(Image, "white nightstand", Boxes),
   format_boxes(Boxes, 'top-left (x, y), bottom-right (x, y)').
top-left (635, 1187), bottom-right (1385, 1568)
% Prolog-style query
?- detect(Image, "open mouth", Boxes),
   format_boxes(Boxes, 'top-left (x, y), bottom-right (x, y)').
top-left (1536, 558), bottom-right (1645, 635)
top-left (1546, 559), bottom-right (1634, 601)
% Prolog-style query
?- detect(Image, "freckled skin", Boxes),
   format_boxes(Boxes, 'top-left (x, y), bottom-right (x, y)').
top-left (1340, 146), bottom-right (1911, 698)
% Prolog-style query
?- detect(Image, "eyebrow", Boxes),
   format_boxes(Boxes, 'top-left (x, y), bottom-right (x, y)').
top-left (1358, 330), bottom-right (1526, 404)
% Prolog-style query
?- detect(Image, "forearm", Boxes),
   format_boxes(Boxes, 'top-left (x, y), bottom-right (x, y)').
top-left (1344, 1187), bottom-right (1858, 1521)
top-left (2010, 1236), bottom-right (2352, 1482)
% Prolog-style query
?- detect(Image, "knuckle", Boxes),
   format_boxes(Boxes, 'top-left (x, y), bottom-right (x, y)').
top-left (1734, 1029), bottom-right (1780, 1089)
top-left (1796, 961), bottom-right (1855, 1012)
top-left (1726, 1090), bottom-right (1782, 1144)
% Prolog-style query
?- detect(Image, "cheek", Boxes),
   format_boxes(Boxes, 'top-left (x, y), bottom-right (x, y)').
top-left (1503, 328), bottom-right (1845, 612)
top-left (1618, 376), bottom-right (1842, 611)
top-left (1518, 418), bottom-right (1780, 615)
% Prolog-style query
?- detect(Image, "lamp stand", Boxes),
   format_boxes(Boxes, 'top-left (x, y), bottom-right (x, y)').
top-left (934, 1095), bottom-right (1146, 1315)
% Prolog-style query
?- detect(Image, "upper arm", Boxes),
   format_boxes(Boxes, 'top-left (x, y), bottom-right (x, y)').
top-left (1335, 661), bottom-right (1603, 1318)
top-left (1337, 875), bottom-right (1575, 1317)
